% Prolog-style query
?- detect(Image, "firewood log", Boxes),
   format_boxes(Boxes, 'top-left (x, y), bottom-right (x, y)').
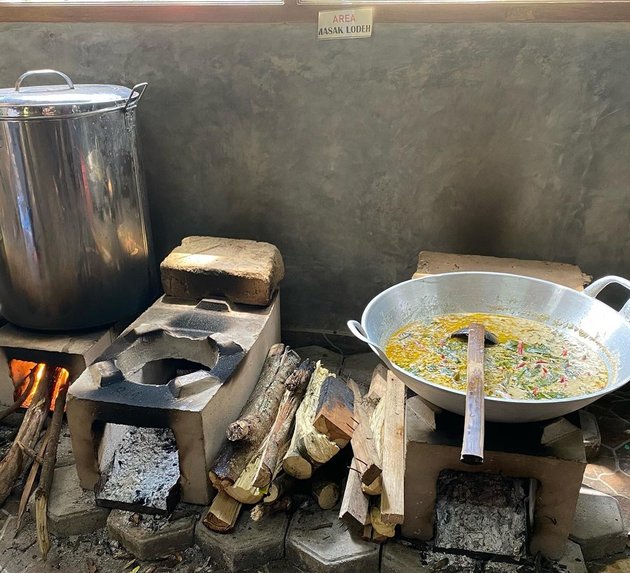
top-left (226, 344), bottom-right (300, 442)
top-left (0, 365), bottom-right (50, 506)
top-left (313, 376), bottom-right (355, 442)
top-left (224, 446), bottom-right (265, 504)
top-left (210, 345), bottom-right (300, 489)
top-left (251, 496), bottom-right (292, 522)
top-left (252, 360), bottom-right (315, 488)
top-left (203, 491), bottom-right (242, 533)
top-left (370, 504), bottom-right (395, 538)
top-left (312, 479), bottom-right (340, 510)
top-left (264, 473), bottom-right (295, 504)
top-left (283, 363), bottom-right (347, 476)
top-left (361, 476), bottom-right (382, 496)
top-left (35, 371), bottom-right (70, 559)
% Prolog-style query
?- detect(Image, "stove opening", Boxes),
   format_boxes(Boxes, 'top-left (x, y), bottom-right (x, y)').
top-left (126, 358), bottom-right (207, 385)
top-left (9, 359), bottom-right (70, 411)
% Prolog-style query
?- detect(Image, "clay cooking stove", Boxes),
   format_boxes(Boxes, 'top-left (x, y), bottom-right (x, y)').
top-left (67, 293), bottom-right (279, 511)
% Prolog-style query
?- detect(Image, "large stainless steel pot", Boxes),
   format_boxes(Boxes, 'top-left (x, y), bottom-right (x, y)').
top-left (0, 70), bottom-right (154, 330)
top-left (348, 272), bottom-right (630, 423)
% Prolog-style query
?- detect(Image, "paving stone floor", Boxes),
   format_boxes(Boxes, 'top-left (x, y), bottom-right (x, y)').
top-left (584, 386), bottom-right (630, 532)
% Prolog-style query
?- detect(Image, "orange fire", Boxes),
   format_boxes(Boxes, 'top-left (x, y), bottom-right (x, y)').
top-left (9, 360), bottom-right (69, 410)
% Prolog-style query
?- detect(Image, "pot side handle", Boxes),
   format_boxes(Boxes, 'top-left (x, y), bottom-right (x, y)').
top-left (347, 320), bottom-right (396, 370)
top-left (124, 82), bottom-right (149, 112)
top-left (583, 275), bottom-right (630, 321)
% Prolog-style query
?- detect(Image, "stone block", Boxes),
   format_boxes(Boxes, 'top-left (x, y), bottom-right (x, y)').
top-left (286, 508), bottom-right (379, 573)
top-left (160, 236), bottom-right (284, 306)
top-left (413, 251), bottom-right (590, 290)
top-left (570, 486), bottom-right (627, 560)
top-left (195, 508), bottom-right (289, 572)
top-left (107, 509), bottom-right (196, 560)
top-left (557, 540), bottom-right (587, 573)
top-left (381, 541), bottom-right (425, 573)
top-left (44, 465), bottom-right (109, 537)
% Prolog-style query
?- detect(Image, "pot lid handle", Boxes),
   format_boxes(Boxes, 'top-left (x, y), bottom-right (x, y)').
top-left (584, 275), bottom-right (630, 321)
top-left (15, 69), bottom-right (74, 92)
top-left (124, 82), bottom-right (148, 112)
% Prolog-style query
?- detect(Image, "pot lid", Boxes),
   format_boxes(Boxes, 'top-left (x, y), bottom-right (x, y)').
top-left (0, 70), bottom-right (147, 119)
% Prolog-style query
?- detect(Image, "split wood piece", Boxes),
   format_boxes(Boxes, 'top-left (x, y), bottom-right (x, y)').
top-left (210, 345), bottom-right (301, 489)
top-left (203, 490), bottom-right (242, 533)
top-left (284, 363), bottom-right (347, 476)
top-left (252, 359), bottom-right (315, 489)
top-left (339, 457), bottom-right (370, 526)
top-left (313, 376), bottom-right (356, 442)
top-left (16, 426), bottom-right (51, 530)
top-left (0, 365), bottom-right (50, 506)
top-left (380, 371), bottom-right (406, 526)
top-left (282, 362), bottom-right (329, 477)
top-left (34, 373), bottom-right (70, 559)
top-left (225, 446), bottom-right (265, 505)
top-left (226, 344), bottom-right (300, 442)
top-left (347, 379), bottom-right (381, 486)
top-left (361, 476), bottom-right (382, 496)
top-left (0, 366), bottom-right (37, 422)
top-left (361, 524), bottom-right (388, 544)
top-left (251, 496), bottom-right (292, 522)
top-left (265, 473), bottom-right (295, 504)
top-left (370, 504), bottom-right (395, 538)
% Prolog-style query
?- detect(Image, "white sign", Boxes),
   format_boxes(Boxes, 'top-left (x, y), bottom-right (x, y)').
top-left (318, 9), bottom-right (373, 41)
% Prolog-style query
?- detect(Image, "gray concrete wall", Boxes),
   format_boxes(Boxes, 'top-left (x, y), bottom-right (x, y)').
top-left (1, 23), bottom-right (629, 332)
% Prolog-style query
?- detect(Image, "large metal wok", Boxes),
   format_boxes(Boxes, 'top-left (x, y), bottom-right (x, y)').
top-left (348, 272), bottom-right (630, 423)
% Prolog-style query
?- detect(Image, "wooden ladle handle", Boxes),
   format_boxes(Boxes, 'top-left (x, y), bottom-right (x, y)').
top-left (461, 323), bottom-right (485, 464)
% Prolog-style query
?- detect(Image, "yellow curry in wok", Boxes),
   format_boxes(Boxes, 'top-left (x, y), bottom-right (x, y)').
top-left (384, 313), bottom-right (609, 400)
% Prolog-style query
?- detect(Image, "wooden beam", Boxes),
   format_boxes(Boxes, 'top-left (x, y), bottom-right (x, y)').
top-left (347, 379), bottom-right (382, 486)
top-left (380, 371), bottom-right (406, 526)
top-left (339, 457), bottom-right (370, 526)
top-left (3, 0), bottom-right (630, 24)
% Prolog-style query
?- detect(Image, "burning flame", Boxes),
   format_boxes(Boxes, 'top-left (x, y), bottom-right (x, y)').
top-left (9, 360), bottom-right (69, 410)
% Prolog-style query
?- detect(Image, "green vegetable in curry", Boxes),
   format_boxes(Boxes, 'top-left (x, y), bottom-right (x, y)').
top-left (384, 313), bottom-right (609, 400)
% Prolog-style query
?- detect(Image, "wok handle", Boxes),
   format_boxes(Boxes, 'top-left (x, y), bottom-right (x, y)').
top-left (584, 275), bottom-right (630, 321)
top-left (347, 320), bottom-right (396, 371)
top-left (461, 323), bottom-right (485, 465)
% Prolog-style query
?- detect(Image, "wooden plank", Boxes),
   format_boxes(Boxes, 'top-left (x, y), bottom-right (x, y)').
top-left (347, 379), bottom-right (382, 486)
top-left (366, 364), bottom-right (388, 403)
top-left (414, 250), bottom-right (590, 290)
top-left (313, 376), bottom-right (355, 442)
top-left (339, 457), bottom-right (370, 527)
top-left (283, 363), bottom-right (344, 473)
top-left (380, 371), bottom-right (406, 526)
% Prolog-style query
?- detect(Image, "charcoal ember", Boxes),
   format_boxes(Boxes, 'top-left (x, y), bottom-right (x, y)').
top-left (96, 427), bottom-right (180, 515)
